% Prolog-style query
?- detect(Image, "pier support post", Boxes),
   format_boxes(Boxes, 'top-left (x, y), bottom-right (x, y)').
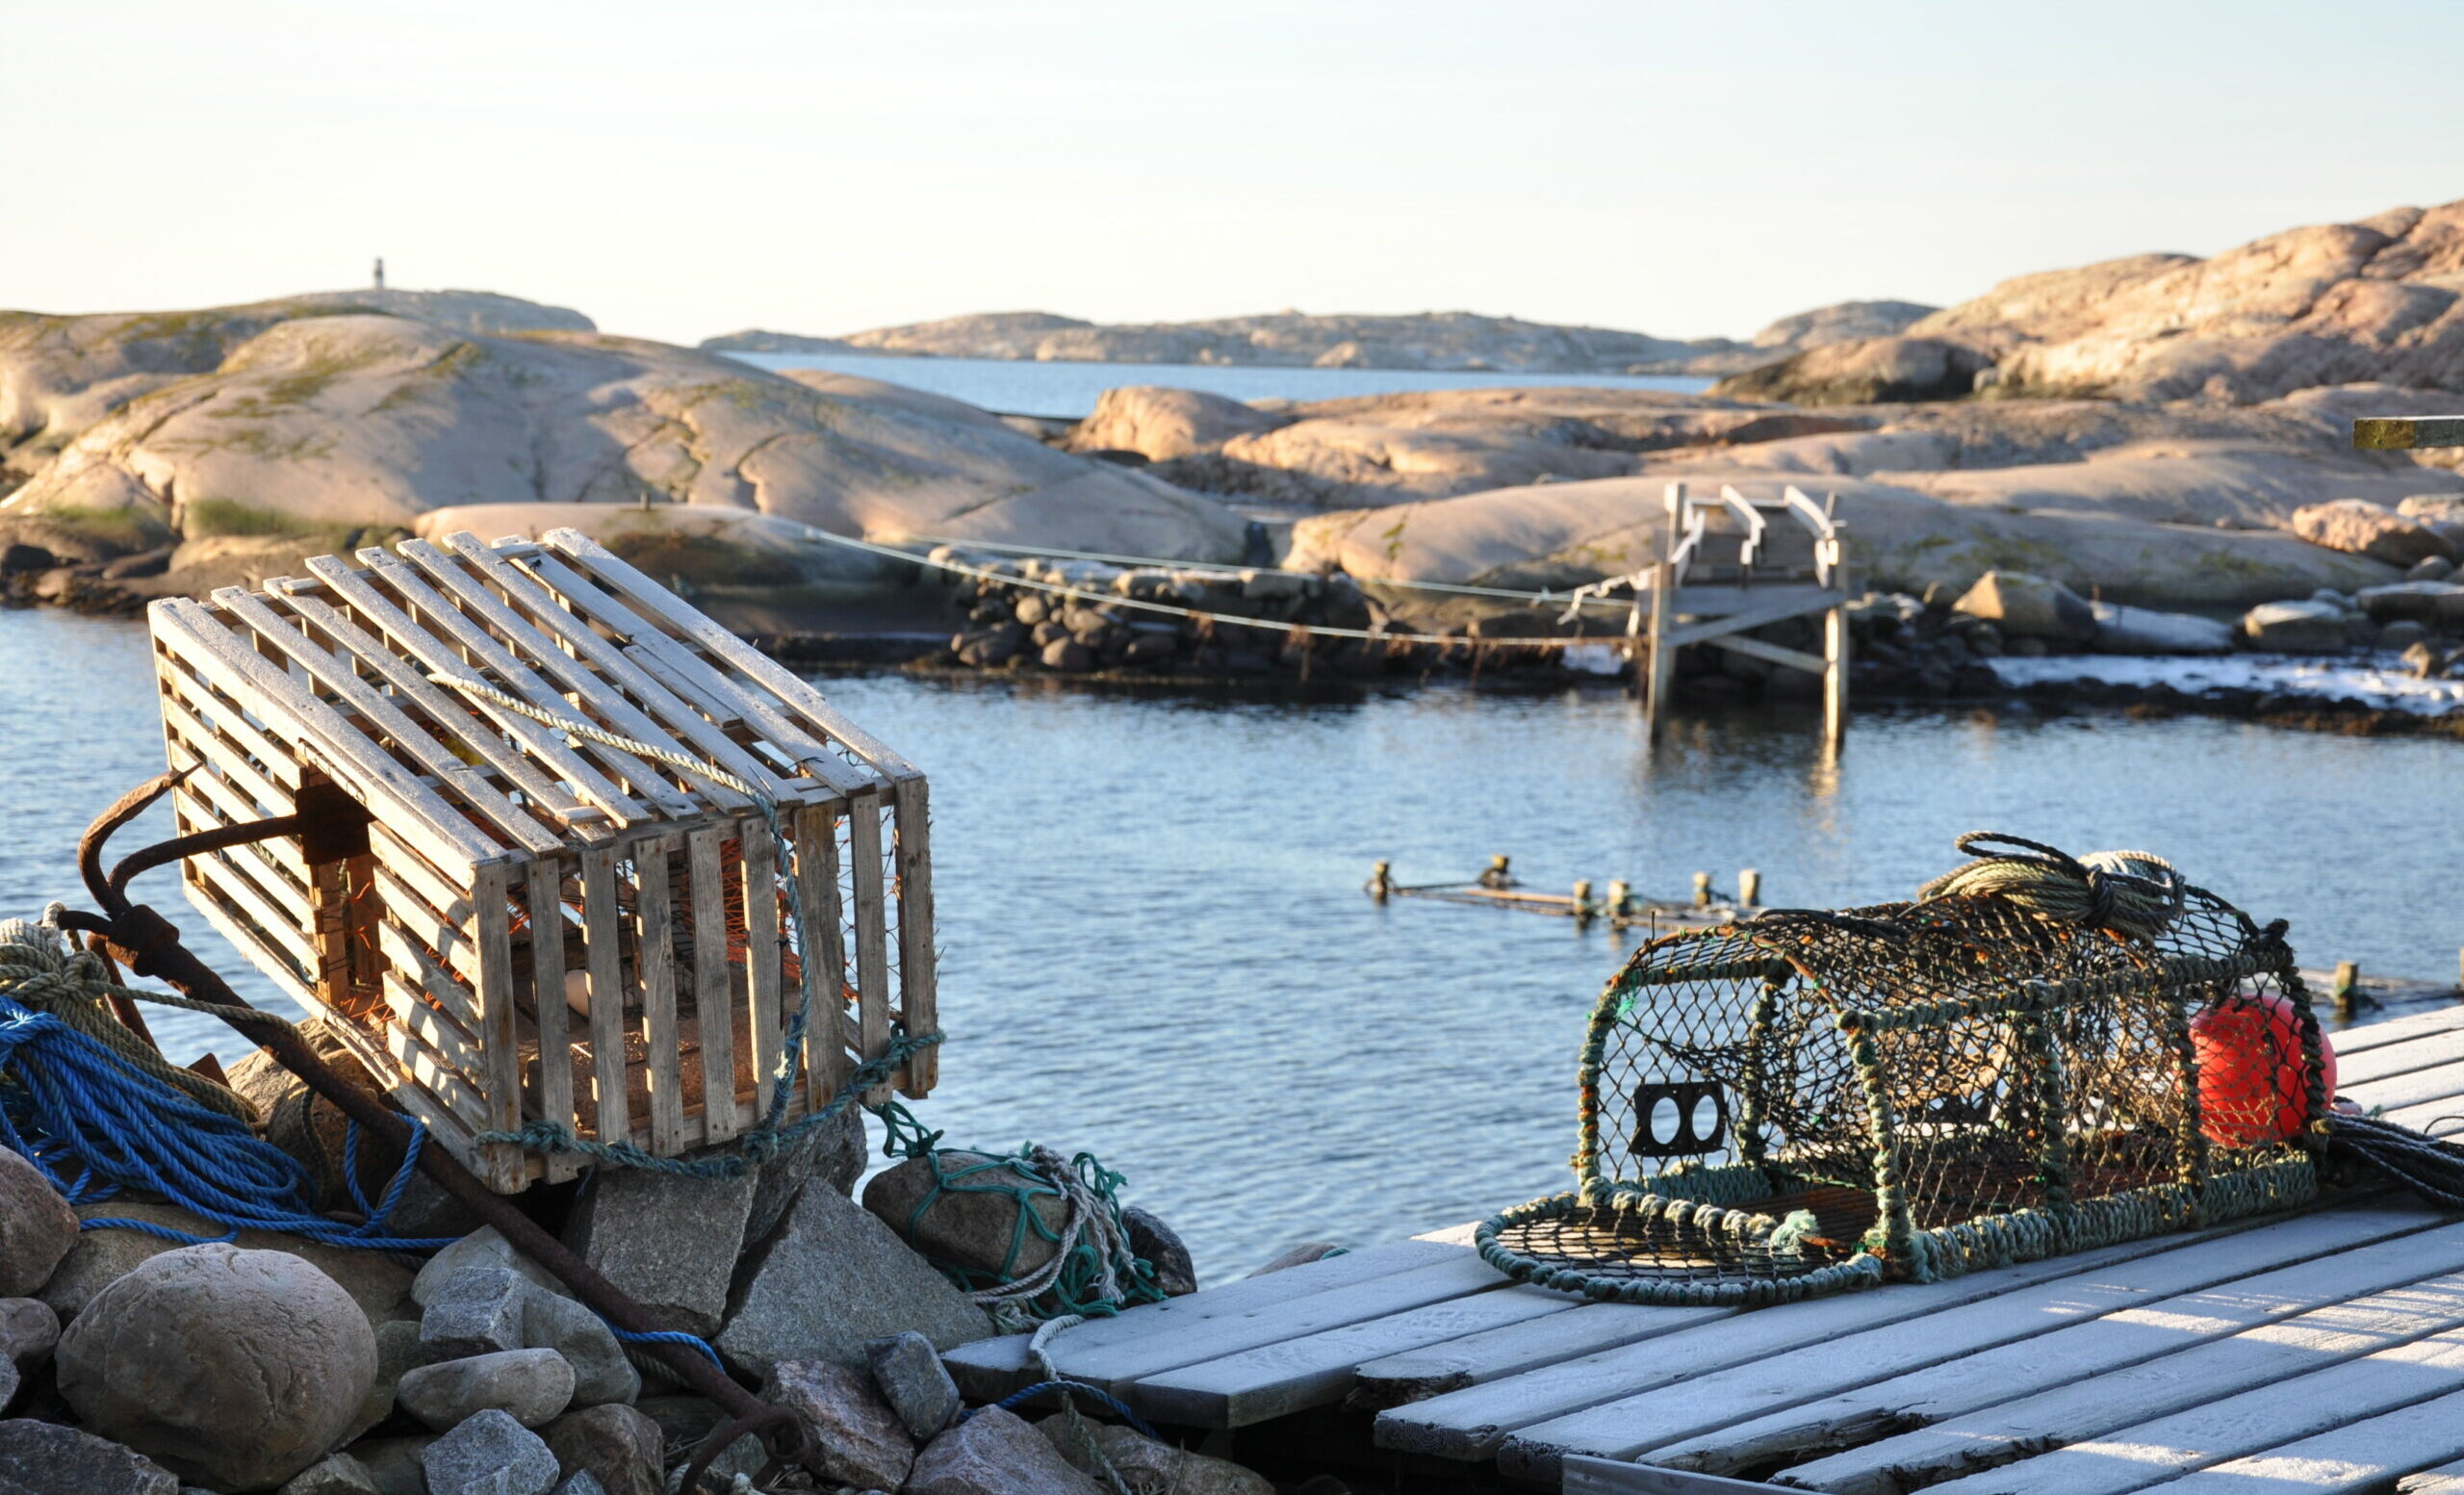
top-left (1822, 534), bottom-right (1852, 750)
top-left (1368, 861), bottom-right (1393, 902)
top-left (1692, 871), bottom-right (1712, 908)
top-left (1738, 869), bottom-right (1761, 908)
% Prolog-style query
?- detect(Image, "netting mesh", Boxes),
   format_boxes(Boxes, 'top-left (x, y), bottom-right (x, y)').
top-left (1481, 839), bottom-right (2330, 1306)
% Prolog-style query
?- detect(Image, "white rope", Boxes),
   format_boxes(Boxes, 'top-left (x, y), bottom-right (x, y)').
top-left (811, 528), bottom-right (1624, 648)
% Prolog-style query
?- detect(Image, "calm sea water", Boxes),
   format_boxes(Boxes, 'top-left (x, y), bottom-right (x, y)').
top-left (7, 606), bottom-right (2461, 1277)
top-left (727, 350), bottom-right (1714, 419)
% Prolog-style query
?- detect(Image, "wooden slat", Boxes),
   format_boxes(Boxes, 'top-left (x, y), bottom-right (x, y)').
top-left (1355, 1299), bottom-right (1731, 1409)
top-left (942, 1240), bottom-right (1474, 1399)
top-left (1134, 1283), bottom-right (1578, 1428)
top-left (634, 833), bottom-right (685, 1154)
top-left (538, 528), bottom-right (923, 780)
top-left (428, 533), bottom-right (787, 807)
top-left (1051, 1253), bottom-right (1506, 1401)
top-left (185, 844), bottom-right (318, 973)
top-left (302, 554), bottom-right (652, 827)
top-left (2149, 1387), bottom-right (2464, 1495)
top-left (1906, 1313), bottom-right (2464, 1495)
top-left (579, 845), bottom-right (629, 1144)
top-left (2332, 1004), bottom-right (2464, 1055)
top-left (471, 862), bottom-right (525, 1187)
top-left (270, 580), bottom-right (605, 832)
top-left (155, 653), bottom-right (302, 792)
top-left (1377, 1218), bottom-right (2272, 1463)
top-left (525, 858), bottom-right (582, 1184)
top-left (687, 828), bottom-right (740, 1143)
top-left (2335, 1026), bottom-right (2464, 1088)
top-left (376, 1021), bottom-right (494, 1137)
top-left (846, 793), bottom-right (891, 1097)
top-left (371, 863), bottom-right (480, 991)
top-left (2341, 1059), bottom-right (2464, 1113)
top-left (792, 804), bottom-right (848, 1106)
top-left (2404, 1455), bottom-right (2464, 1493)
top-left (170, 769), bottom-right (308, 886)
top-left (891, 778), bottom-right (937, 1095)
top-left (742, 817), bottom-right (784, 1113)
top-left (1505, 1205), bottom-right (2448, 1482)
top-left (152, 598), bottom-right (496, 877)
top-left (518, 548), bottom-right (878, 796)
top-left (351, 552), bottom-right (699, 818)
top-left (1786, 1234), bottom-right (2464, 1495)
top-left (160, 685), bottom-right (302, 823)
top-left (184, 882), bottom-right (322, 1014)
top-left (1634, 1204), bottom-right (2451, 1479)
top-left (214, 586), bottom-right (565, 858)
top-left (379, 968), bottom-right (488, 1088)
top-left (372, 915), bottom-right (487, 1040)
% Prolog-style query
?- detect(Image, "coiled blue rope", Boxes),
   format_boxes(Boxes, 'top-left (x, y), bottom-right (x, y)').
top-left (0, 985), bottom-right (456, 1251)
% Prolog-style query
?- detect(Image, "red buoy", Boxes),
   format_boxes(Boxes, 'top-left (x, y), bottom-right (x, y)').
top-left (2191, 990), bottom-right (2336, 1147)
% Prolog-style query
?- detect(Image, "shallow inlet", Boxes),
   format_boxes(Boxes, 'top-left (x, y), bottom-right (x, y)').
top-left (4, 605), bottom-right (2458, 1279)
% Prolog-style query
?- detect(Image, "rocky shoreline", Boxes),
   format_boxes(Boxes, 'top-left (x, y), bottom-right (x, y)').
top-left (0, 1013), bottom-right (1325, 1495)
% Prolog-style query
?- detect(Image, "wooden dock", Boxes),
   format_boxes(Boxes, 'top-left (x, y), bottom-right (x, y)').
top-left (947, 1000), bottom-right (2464, 1492)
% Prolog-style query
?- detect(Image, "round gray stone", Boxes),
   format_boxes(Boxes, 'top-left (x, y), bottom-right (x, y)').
top-left (57, 1243), bottom-right (376, 1492)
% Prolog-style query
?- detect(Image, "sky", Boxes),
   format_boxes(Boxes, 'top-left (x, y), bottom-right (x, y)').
top-left (7, 1), bottom-right (2464, 348)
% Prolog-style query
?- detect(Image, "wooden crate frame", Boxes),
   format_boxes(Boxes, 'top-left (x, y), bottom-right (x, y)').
top-left (147, 527), bottom-right (936, 1192)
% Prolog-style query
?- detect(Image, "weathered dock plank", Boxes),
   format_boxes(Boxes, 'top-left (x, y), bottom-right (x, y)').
top-left (1784, 1268), bottom-right (2464, 1495)
top-left (2169, 1383), bottom-right (2464, 1494)
top-left (1637, 1204), bottom-right (2452, 1479)
top-left (1352, 1299), bottom-right (1732, 1409)
top-left (1130, 1282), bottom-right (1578, 1427)
top-left (1497, 1206), bottom-right (2448, 1483)
top-left (939, 1238), bottom-right (1464, 1400)
top-left (1903, 1320), bottom-right (2464, 1495)
top-left (1374, 1219), bottom-right (2264, 1463)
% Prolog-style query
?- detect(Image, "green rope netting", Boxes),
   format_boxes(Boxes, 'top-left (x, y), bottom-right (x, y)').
top-left (876, 1100), bottom-right (1168, 1324)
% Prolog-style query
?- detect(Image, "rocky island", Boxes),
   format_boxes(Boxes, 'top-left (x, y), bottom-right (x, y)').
top-left (701, 300), bottom-right (1938, 376)
top-left (9, 200), bottom-right (2464, 725)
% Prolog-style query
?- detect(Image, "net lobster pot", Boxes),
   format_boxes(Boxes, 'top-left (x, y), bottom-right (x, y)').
top-left (1482, 882), bottom-right (2328, 1306)
top-left (143, 528), bottom-right (935, 1192)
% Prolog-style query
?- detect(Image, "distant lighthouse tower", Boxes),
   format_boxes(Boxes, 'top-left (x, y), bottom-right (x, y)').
top-left (372, 257), bottom-right (386, 291)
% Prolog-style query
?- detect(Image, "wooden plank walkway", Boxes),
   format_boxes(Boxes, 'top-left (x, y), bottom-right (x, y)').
top-left (943, 1000), bottom-right (2464, 1491)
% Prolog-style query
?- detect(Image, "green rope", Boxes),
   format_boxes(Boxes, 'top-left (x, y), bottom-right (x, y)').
top-left (875, 1099), bottom-right (1167, 1325)
top-left (1915, 831), bottom-right (2186, 939)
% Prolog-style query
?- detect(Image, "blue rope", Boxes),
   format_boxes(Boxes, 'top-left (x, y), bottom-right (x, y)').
top-left (605, 1324), bottom-right (727, 1372)
top-left (963, 1379), bottom-right (1159, 1440)
top-left (0, 992), bottom-right (457, 1251)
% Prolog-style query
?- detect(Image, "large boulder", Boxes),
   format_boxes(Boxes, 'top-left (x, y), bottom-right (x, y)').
top-left (2090, 603), bottom-right (2236, 655)
top-left (862, 1152), bottom-right (1069, 1285)
top-left (56, 1243), bottom-right (376, 1491)
top-left (2357, 581), bottom-right (2464, 626)
top-left (2292, 499), bottom-right (2454, 567)
top-left (0, 301), bottom-right (1249, 587)
top-left (905, 1406), bottom-right (1100, 1495)
top-left (1288, 473), bottom-right (2401, 608)
top-left (764, 1359), bottom-right (915, 1491)
top-left (2241, 599), bottom-right (2351, 653)
top-left (41, 1200), bottom-right (415, 1329)
top-left (1066, 387), bottom-right (1290, 462)
top-left (715, 1182), bottom-right (992, 1379)
top-left (559, 1166), bottom-right (756, 1339)
top-left (1953, 571), bottom-right (2097, 642)
top-left (1710, 336), bottom-right (1991, 405)
top-left (0, 1150), bottom-right (74, 1297)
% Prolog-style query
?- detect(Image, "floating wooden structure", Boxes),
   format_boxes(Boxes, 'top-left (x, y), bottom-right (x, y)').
top-left (1366, 856), bottom-right (1761, 932)
top-left (947, 1001), bottom-right (2464, 1492)
top-left (147, 528), bottom-right (935, 1191)
top-left (1627, 482), bottom-right (1852, 747)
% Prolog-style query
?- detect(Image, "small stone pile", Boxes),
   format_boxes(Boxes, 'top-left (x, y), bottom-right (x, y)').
top-left (0, 1037), bottom-right (1256, 1495)
top-left (927, 550), bottom-right (1596, 683)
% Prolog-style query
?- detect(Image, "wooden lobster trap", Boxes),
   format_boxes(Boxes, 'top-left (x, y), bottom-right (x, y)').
top-left (144, 528), bottom-right (935, 1191)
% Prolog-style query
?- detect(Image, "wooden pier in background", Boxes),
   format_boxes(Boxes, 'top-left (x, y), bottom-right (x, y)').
top-left (949, 1001), bottom-right (2464, 1493)
top-left (1629, 483), bottom-right (1852, 749)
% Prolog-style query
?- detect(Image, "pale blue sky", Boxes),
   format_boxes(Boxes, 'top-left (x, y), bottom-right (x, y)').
top-left (7, 1), bottom-right (2461, 345)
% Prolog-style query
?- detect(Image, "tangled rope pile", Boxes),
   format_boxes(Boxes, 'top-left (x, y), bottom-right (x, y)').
top-left (1916, 832), bottom-right (2189, 940)
top-left (0, 915), bottom-right (453, 1250)
top-left (876, 1102), bottom-right (1167, 1328)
